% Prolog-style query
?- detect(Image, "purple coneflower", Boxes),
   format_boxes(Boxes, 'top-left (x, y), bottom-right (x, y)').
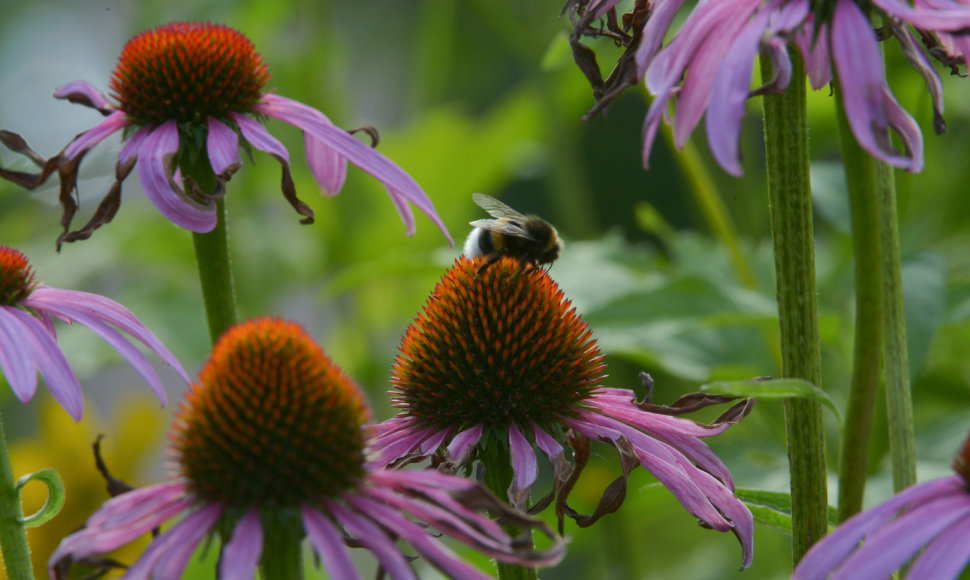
top-left (0, 245), bottom-right (188, 420)
top-left (373, 256), bottom-right (754, 569)
top-left (568, 0), bottom-right (970, 176)
top-left (49, 317), bottom-right (562, 579)
top-left (793, 429), bottom-right (970, 579)
top-left (0, 22), bottom-right (451, 248)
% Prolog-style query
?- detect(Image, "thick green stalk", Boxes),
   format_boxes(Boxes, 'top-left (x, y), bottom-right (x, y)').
top-left (760, 52), bottom-right (827, 563)
top-left (481, 446), bottom-right (536, 580)
top-left (879, 161), bottom-right (916, 493)
top-left (259, 515), bottom-right (304, 580)
top-left (182, 154), bottom-right (239, 345)
top-left (833, 84), bottom-right (885, 521)
top-left (0, 413), bottom-right (33, 580)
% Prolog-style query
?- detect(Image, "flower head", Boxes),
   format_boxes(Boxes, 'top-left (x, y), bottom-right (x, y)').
top-left (374, 256), bottom-right (754, 568)
top-left (0, 22), bottom-right (451, 249)
top-left (0, 245), bottom-right (188, 420)
top-left (568, 0), bottom-right (970, 175)
top-left (793, 430), bottom-right (970, 580)
top-left (50, 317), bottom-right (562, 579)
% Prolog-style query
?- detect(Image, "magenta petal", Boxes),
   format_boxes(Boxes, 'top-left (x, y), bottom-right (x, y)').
top-left (305, 125), bottom-right (348, 196)
top-left (220, 507), bottom-right (263, 580)
top-left (796, 20), bottom-right (832, 90)
top-left (531, 422), bottom-right (563, 459)
top-left (63, 111), bottom-right (128, 160)
top-left (232, 112), bottom-right (291, 162)
top-left (446, 423), bottom-right (484, 461)
top-left (124, 503), bottom-right (222, 580)
top-left (508, 423), bottom-right (537, 490)
top-left (119, 124), bottom-right (153, 165)
top-left (253, 94), bottom-right (453, 245)
top-left (206, 118), bottom-right (240, 175)
top-left (136, 121), bottom-right (218, 232)
top-left (328, 500), bottom-right (417, 580)
top-left (54, 80), bottom-right (111, 112)
top-left (6, 308), bottom-right (82, 420)
top-left (907, 512), bottom-right (970, 580)
top-left (0, 306), bottom-right (39, 402)
top-left (634, 0), bottom-right (687, 75)
top-left (301, 505), bottom-right (363, 580)
top-left (871, 0), bottom-right (970, 29)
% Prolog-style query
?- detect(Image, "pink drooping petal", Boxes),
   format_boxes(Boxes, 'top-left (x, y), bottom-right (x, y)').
top-left (446, 423), bottom-right (484, 461)
top-left (794, 476), bottom-right (964, 580)
top-left (371, 423), bottom-right (439, 466)
top-left (27, 286), bottom-right (191, 386)
top-left (346, 494), bottom-right (494, 580)
top-left (827, 491), bottom-right (970, 579)
top-left (63, 111), bottom-right (129, 160)
top-left (796, 19), bottom-right (832, 89)
top-left (305, 125), bottom-right (348, 196)
top-left (328, 500), bottom-right (417, 580)
top-left (531, 422), bottom-right (563, 459)
top-left (135, 121), bottom-right (218, 232)
top-left (6, 308), bottom-right (82, 420)
top-left (634, 0), bottom-right (688, 75)
top-left (831, 0), bottom-right (922, 172)
top-left (220, 507), bottom-right (263, 580)
top-left (118, 123), bottom-right (154, 164)
top-left (48, 482), bottom-right (190, 567)
top-left (906, 511), bottom-right (970, 579)
top-left (0, 306), bottom-right (39, 402)
top-left (123, 503), bottom-right (223, 580)
top-left (206, 118), bottom-right (241, 175)
top-left (54, 80), bottom-right (112, 114)
top-left (253, 94), bottom-right (453, 245)
top-left (232, 113), bottom-right (291, 162)
top-left (871, 0), bottom-right (970, 29)
top-left (508, 422), bottom-right (538, 491)
top-left (419, 425), bottom-right (454, 454)
top-left (302, 505), bottom-right (363, 580)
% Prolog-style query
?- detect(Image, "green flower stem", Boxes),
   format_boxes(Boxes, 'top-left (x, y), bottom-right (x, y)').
top-left (0, 412), bottom-right (35, 580)
top-left (760, 51), bottom-right (827, 563)
top-left (259, 515), bottom-right (304, 580)
top-left (833, 83), bottom-right (885, 522)
top-left (481, 446), bottom-right (536, 580)
top-left (181, 155), bottom-right (239, 345)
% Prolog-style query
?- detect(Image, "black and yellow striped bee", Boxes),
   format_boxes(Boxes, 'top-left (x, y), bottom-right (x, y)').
top-left (462, 193), bottom-right (563, 272)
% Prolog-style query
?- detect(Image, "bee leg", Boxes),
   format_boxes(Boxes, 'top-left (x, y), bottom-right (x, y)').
top-left (477, 249), bottom-right (508, 274)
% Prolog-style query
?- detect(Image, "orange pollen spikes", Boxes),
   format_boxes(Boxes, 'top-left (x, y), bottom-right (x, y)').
top-left (390, 256), bottom-right (606, 431)
top-left (0, 246), bottom-right (36, 306)
top-left (171, 317), bottom-right (370, 507)
top-left (110, 21), bottom-right (270, 124)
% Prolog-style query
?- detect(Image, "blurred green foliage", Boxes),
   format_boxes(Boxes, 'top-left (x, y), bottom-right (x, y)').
top-left (1, 0), bottom-right (969, 579)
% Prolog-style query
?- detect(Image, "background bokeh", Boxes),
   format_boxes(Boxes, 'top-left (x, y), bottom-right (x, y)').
top-left (1, 0), bottom-right (969, 578)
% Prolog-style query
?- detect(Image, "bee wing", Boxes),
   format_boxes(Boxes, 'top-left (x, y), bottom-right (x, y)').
top-left (472, 193), bottom-right (527, 220)
top-left (469, 218), bottom-right (539, 242)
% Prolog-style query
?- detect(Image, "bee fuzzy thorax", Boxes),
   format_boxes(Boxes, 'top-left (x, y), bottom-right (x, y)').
top-left (463, 193), bottom-right (563, 270)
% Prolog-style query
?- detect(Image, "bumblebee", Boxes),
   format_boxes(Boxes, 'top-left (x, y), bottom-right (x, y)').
top-left (462, 193), bottom-right (563, 271)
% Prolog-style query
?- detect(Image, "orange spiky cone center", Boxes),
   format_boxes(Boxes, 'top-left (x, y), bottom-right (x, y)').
top-left (0, 246), bottom-right (36, 306)
top-left (172, 318), bottom-right (369, 507)
top-left (390, 257), bottom-right (605, 437)
top-left (109, 21), bottom-right (269, 124)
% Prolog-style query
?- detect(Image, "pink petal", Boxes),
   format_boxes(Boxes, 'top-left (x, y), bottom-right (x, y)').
top-left (328, 500), bottom-right (417, 580)
top-left (6, 308), bottom-right (82, 420)
top-left (508, 422), bottom-right (537, 490)
top-left (53, 80), bottom-right (112, 113)
top-left (253, 94), bottom-right (453, 245)
top-left (907, 512), bottom-right (970, 579)
top-left (119, 124), bottom-right (154, 165)
top-left (206, 118), bottom-right (241, 175)
top-left (871, 0), bottom-right (970, 28)
top-left (301, 505), bottom-right (363, 580)
top-left (124, 503), bottom-right (223, 580)
top-left (63, 111), bottom-right (128, 160)
top-left (305, 125), bottom-right (348, 196)
top-left (446, 423), bottom-right (484, 461)
top-left (135, 121), bottom-right (218, 232)
top-left (531, 422), bottom-right (563, 459)
top-left (0, 306), bottom-right (39, 402)
top-left (220, 507), bottom-right (263, 580)
top-left (796, 19), bottom-right (832, 90)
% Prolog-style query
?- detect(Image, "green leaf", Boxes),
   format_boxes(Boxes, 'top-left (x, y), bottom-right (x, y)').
top-left (702, 378), bottom-right (842, 423)
top-left (736, 488), bottom-right (839, 531)
top-left (16, 468), bottom-right (65, 528)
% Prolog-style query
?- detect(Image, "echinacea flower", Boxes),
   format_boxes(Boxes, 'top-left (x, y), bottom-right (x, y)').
top-left (0, 22), bottom-right (452, 249)
top-left (793, 428), bottom-right (970, 580)
top-left (49, 317), bottom-right (563, 579)
top-left (373, 256), bottom-right (754, 569)
top-left (567, 0), bottom-right (970, 176)
top-left (0, 245), bottom-right (188, 420)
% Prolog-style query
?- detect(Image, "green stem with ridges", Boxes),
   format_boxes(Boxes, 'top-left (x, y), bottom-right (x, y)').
top-left (259, 514), bottom-right (304, 580)
top-left (481, 445), bottom-right (536, 580)
top-left (182, 153), bottom-right (239, 345)
top-left (0, 413), bottom-right (33, 580)
top-left (760, 51), bottom-right (827, 563)
top-left (834, 83), bottom-right (885, 522)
